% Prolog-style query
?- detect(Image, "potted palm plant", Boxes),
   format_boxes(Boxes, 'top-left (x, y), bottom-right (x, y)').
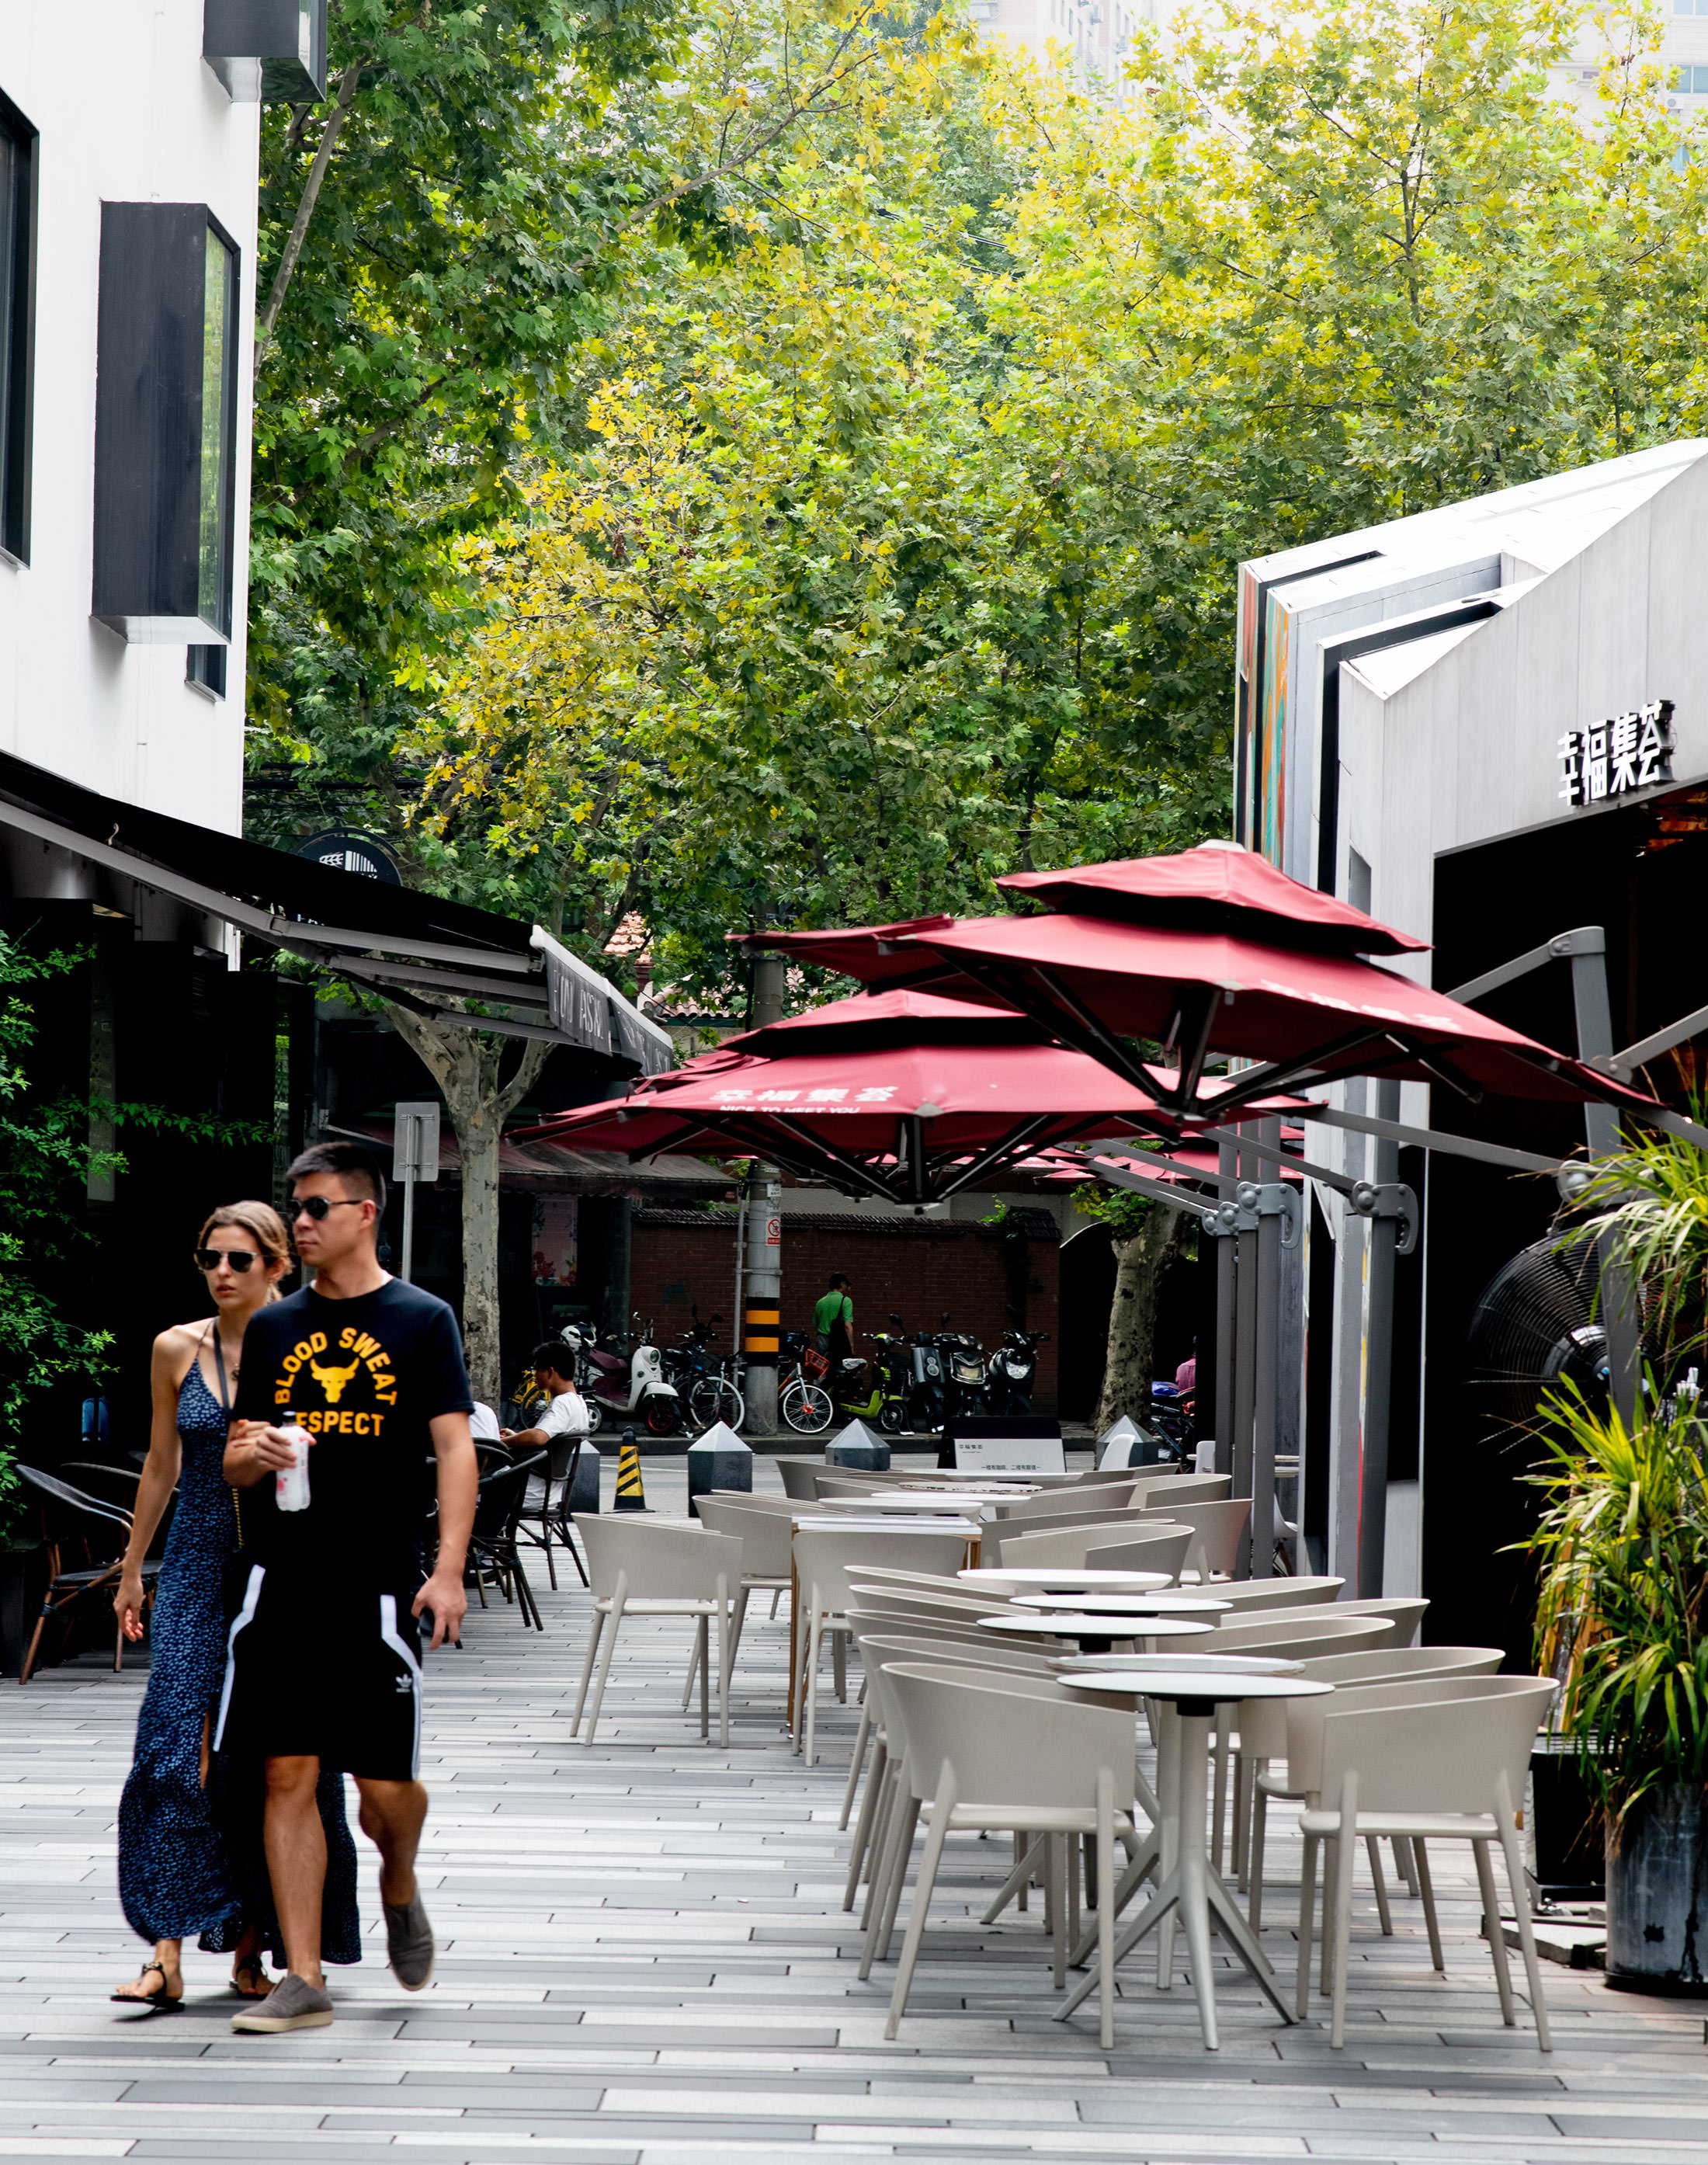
top-left (0, 1440), bottom-right (40, 1680)
top-left (1529, 1388), bottom-right (1708, 1990)
top-left (1529, 1124), bottom-right (1708, 1990)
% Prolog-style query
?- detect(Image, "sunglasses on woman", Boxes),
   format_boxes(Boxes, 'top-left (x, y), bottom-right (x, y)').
top-left (193, 1247), bottom-right (265, 1273)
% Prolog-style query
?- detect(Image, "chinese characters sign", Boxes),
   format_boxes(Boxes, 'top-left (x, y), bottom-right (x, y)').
top-left (1558, 700), bottom-right (1674, 807)
top-left (709, 1084), bottom-right (897, 1107)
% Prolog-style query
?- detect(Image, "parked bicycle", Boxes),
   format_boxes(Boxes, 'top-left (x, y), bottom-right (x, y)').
top-left (663, 1310), bottom-right (747, 1432)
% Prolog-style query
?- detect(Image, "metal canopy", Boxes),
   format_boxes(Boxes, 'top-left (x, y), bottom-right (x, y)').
top-left (0, 749), bottom-right (671, 1072)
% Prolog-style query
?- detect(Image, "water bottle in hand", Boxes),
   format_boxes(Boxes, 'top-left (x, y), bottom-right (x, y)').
top-left (275, 1413), bottom-right (312, 1512)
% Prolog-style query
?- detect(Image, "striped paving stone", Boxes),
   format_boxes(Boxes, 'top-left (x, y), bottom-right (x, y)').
top-left (0, 1454), bottom-right (1705, 2163)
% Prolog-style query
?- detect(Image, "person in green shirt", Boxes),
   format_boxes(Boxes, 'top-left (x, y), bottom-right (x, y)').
top-left (813, 1274), bottom-right (853, 1366)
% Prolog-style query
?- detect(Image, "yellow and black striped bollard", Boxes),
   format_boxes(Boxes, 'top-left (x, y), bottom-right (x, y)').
top-left (613, 1426), bottom-right (647, 1511)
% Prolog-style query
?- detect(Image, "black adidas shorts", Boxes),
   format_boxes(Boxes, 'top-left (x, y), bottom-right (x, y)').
top-left (215, 1566), bottom-right (423, 1781)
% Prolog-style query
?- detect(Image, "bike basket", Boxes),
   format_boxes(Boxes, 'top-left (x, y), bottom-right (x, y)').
top-left (803, 1347), bottom-right (830, 1382)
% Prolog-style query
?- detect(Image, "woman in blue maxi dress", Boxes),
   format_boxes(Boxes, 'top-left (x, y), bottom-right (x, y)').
top-left (110, 1204), bottom-right (359, 2008)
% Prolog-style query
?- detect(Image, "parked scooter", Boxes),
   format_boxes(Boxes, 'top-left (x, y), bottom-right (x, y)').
top-left (936, 1315), bottom-right (991, 1427)
top-left (986, 1327), bottom-right (1050, 1416)
top-left (566, 1314), bottom-right (682, 1435)
top-left (1147, 1379), bottom-right (1196, 1462)
top-left (781, 1326), bottom-right (913, 1434)
top-left (904, 1319), bottom-right (950, 1434)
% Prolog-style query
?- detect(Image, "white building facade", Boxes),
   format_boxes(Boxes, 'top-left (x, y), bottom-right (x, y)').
top-left (1238, 441), bottom-right (1708, 1651)
top-left (0, 7), bottom-right (316, 845)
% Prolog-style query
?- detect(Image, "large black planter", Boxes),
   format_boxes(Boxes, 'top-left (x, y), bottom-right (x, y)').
top-left (0, 1544), bottom-right (44, 1679)
top-left (1606, 1781), bottom-right (1708, 1993)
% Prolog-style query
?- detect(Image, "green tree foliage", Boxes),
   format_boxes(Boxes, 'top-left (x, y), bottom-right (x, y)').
top-left (245, 0), bottom-right (938, 937)
top-left (402, 0), bottom-right (1708, 1000)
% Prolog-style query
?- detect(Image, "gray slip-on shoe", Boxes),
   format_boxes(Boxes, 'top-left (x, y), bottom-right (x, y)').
top-left (384, 1890), bottom-right (435, 1990)
top-left (230, 1972), bottom-right (334, 2033)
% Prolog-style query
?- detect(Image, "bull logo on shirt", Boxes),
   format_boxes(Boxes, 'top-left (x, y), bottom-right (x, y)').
top-left (308, 1354), bottom-right (362, 1404)
top-left (276, 1327), bottom-right (398, 1423)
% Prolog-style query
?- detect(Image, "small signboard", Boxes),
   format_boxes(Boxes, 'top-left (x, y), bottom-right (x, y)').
top-left (1557, 700), bottom-right (1673, 807)
top-left (393, 1100), bottom-right (441, 1183)
top-left (954, 1434), bottom-right (1067, 1475)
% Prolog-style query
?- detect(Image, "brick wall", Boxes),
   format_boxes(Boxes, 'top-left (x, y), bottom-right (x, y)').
top-left (630, 1208), bottom-right (1062, 1413)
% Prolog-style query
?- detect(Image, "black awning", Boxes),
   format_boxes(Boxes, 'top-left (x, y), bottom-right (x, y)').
top-left (0, 747), bottom-right (672, 1072)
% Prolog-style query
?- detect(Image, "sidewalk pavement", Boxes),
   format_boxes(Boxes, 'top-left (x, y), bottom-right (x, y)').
top-left (0, 1454), bottom-right (1703, 2165)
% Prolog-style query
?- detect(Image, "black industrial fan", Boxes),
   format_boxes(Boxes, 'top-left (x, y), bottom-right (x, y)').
top-left (1463, 1236), bottom-right (1611, 1437)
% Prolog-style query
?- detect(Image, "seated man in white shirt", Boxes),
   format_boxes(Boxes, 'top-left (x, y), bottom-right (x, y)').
top-left (502, 1341), bottom-right (592, 1514)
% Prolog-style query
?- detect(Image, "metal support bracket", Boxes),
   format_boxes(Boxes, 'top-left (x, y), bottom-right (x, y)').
top-left (1448, 924), bottom-right (1605, 1006)
top-left (1349, 1180), bottom-right (1419, 1256)
top-left (1206, 1192), bottom-right (1260, 1240)
top-left (1238, 1180), bottom-right (1302, 1250)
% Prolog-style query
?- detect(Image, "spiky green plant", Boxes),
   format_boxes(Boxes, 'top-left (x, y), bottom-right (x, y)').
top-left (1528, 1383), bottom-right (1708, 1828)
top-left (1559, 1124), bottom-right (1708, 1361)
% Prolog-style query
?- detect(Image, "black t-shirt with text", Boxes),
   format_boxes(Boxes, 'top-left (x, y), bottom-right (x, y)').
top-left (233, 1277), bottom-right (474, 1588)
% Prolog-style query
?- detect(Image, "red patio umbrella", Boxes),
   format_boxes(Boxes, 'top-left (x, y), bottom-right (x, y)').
top-left (519, 1027), bottom-right (1181, 1205)
top-left (724, 986), bottom-right (1046, 1055)
top-left (745, 912), bottom-right (1657, 1121)
top-left (995, 839), bottom-right (1429, 957)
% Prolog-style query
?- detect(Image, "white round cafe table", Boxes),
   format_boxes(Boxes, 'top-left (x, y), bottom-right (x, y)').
top-left (897, 1468), bottom-right (1078, 1483)
top-left (1056, 1667), bottom-right (1331, 2050)
top-left (818, 1492), bottom-right (1016, 1513)
top-left (1053, 1652), bottom-right (1300, 1676)
top-left (977, 1612), bottom-right (1215, 1653)
top-left (1014, 1591), bottom-right (1231, 1618)
top-left (958, 1566), bottom-right (1172, 1596)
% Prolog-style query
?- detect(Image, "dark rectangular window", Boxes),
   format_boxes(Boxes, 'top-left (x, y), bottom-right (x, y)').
top-left (203, 1), bottom-right (328, 101)
top-left (186, 644), bottom-right (227, 699)
top-left (0, 89), bottom-right (36, 565)
top-left (92, 204), bottom-right (240, 642)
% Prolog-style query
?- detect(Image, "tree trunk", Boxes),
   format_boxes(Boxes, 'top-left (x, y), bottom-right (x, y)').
top-left (384, 1008), bottom-right (551, 1408)
top-left (1093, 1206), bottom-right (1184, 1433)
top-left (457, 1104), bottom-right (504, 1409)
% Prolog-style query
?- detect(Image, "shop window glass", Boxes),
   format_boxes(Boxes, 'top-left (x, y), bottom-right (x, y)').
top-left (187, 645), bottom-right (227, 700)
top-left (92, 205), bottom-right (241, 642)
top-left (199, 224), bottom-right (236, 634)
top-left (0, 89), bottom-right (36, 565)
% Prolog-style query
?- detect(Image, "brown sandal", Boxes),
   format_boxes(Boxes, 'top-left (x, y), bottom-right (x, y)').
top-left (112, 1958), bottom-right (182, 2010)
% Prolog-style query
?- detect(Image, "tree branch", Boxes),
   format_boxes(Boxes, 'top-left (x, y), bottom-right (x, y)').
top-left (255, 58), bottom-right (366, 378)
top-left (562, 14), bottom-right (888, 278)
top-left (494, 1037), bottom-right (554, 1121)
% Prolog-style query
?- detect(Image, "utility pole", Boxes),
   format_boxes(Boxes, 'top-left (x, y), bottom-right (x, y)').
top-left (743, 954), bottom-right (786, 1433)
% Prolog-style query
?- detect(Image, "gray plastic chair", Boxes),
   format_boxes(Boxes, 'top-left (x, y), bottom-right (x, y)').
top-left (1288, 1676), bottom-right (1557, 2049)
top-left (1140, 1496), bottom-right (1251, 1579)
top-left (571, 1516), bottom-right (741, 1746)
top-left (793, 1525), bottom-right (971, 1765)
top-left (688, 1497), bottom-right (795, 1699)
top-left (1242, 1642), bottom-right (1504, 1929)
top-left (878, 1662), bottom-right (1139, 2047)
top-left (998, 1520), bottom-right (1192, 1577)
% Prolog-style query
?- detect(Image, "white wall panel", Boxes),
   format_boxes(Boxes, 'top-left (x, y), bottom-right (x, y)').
top-left (0, 5), bottom-right (259, 837)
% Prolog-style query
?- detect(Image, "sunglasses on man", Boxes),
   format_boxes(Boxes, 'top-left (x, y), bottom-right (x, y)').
top-left (293, 1194), bottom-right (367, 1222)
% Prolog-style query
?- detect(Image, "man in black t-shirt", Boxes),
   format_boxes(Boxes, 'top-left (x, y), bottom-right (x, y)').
top-left (220, 1141), bottom-right (477, 2034)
